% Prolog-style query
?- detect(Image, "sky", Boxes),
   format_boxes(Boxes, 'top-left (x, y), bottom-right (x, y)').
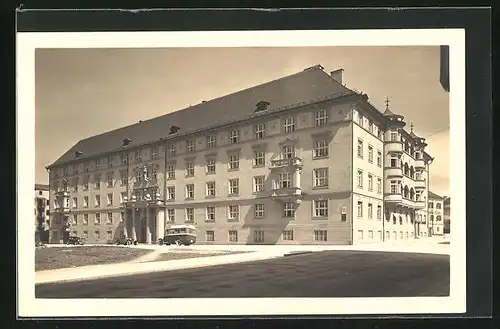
top-left (35, 46), bottom-right (450, 196)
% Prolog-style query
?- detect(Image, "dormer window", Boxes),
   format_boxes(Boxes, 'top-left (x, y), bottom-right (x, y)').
top-left (255, 101), bottom-right (270, 113)
top-left (123, 138), bottom-right (132, 147)
top-left (169, 125), bottom-right (180, 135)
top-left (74, 151), bottom-right (83, 158)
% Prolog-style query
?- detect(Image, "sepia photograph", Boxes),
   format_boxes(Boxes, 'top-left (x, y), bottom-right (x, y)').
top-left (17, 29), bottom-right (466, 317)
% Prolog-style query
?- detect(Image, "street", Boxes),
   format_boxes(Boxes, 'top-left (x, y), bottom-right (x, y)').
top-left (35, 250), bottom-right (449, 298)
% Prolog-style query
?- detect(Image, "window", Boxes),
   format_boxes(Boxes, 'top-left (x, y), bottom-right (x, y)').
top-left (253, 176), bottom-right (265, 192)
top-left (185, 184), bottom-right (194, 199)
top-left (135, 150), bottom-right (142, 162)
top-left (406, 231), bottom-right (409, 239)
top-left (185, 208), bottom-right (194, 222)
top-left (167, 186), bottom-right (175, 200)
top-left (357, 201), bottom-right (363, 217)
top-left (229, 154), bottom-right (240, 170)
top-left (229, 230), bottom-right (238, 242)
top-left (253, 230), bottom-right (264, 243)
top-left (314, 200), bottom-right (328, 217)
top-left (390, 180), bottom-right (399, 194)
top-left (120, 172), bottom-right (128, 186)
top-left (230, 129), bottom-right (239, 144)
top-left (72, 214), bottom-right (78, 224)
top-left (390, 131), bottom-right (399, 141)
top-left (253, 149), bottom-right (265, 167)
top-left (436, 215), bottom-right (442, 222)
top-left (83, 176), bottom-right (89, 190)
top-left (206, 230), bottom-right (215, 242)
top-left (313, 168), bottom-right (329, 187)
top-left (135, 169), bottom-right (142, 184)
top-left (95, 195), bottom-right (100, 208)
top-left (358, 230), bottom-right (364, 240)
top-left (120, 211), bottom-right (125, 222)
top-left (357, 170), bottom-right (363, 188)
top-left (415, 171), bottom-right (422, 180)
top-left (255, 204), bottom-right (265, 218)
top-left (377, 178), bottom-right (382, 194)
top-left (284, 117), bottom-right (295, 133)
top-left (206, 158), bottom-right (216, 173)
top-left (206, 207), bottom-right (215, 221)
top-left (206, 182), bottom-right (216, 197)
top-left (207, 135), bottom-right (217, 148)
top-left (368, 203), bottom-right (373, 219)
top-left (228, 205), bottom-right (239, 221)
top-left (167, 164), bottom-right (175, 179)
top-left (107, 230), bottom-right (113, 240)
top-left (255, 123), bottom-right (266, 139)
top-left (278, 172), bottom-right (292, 189)
top-left (83, 231), bottom-right (89, 239)
top-left (400, 231), bottom-right (404, 239)
top-left (108, 155), bottom-right (114, 168)
top-left (283, 202), bottom-right (295, 218)
top-left (73, 177), bottom-right (79, 192)
top-left (313, 139), bottom-right (328, 158)
top-left (368, 146), bottom-right (373, 163)
top-left (368, 230), bottom-right (374, 239)
top-left (107, 193), bottom-right (113, 205)
top-left (83, 214), bottom-right (89, 225)
top-left (185, 162), bottom-right (195, 177)
top-left (283, 230), bottom-right (294, 241)
top-left (393, 231), bottom-right (397, 240)
top-left (167, 209), bottom-right (175, 222)
top-left (314, 230), bottom-right (327, 241)
top-left (341, 205), bottom-right (347, 221)
top-left (357, 139), bottom-right (363, 158)
top-left (229, 179), bottom-right (239, 195)
top-left (368, 174), bottom-right (373, 191)
top-left (72, 197), bottom-right (78, 209)
top-left (83, 196), bottom-right (89, 208)
top-left (282, 144), bottom-right (295, 159)
top-left (94, 174), bottom-right (101, 189)
top-left (385, 231), bottom-right (390, 240)
top-left (368, 121), bottom-right (374, 133)
top-left (390, 155), bottom-right (399, 168)
top-left (107, 212), bottom-right (113, 224)
top-left (315, 110), bottom-right (328, 127)
top-left (377, 151), bottom-right (382, 167)
top-left (436, 203), bottom-right (442, 209)
top-left (428, 202), bottom-right (434, 208)
top-left (95, 213), bottom-right (101, 225)
top-left (186, 139), bottom-right (195, 153)
top-left (95, 160), bottom-right (100, 169)
top-left (167, 143), bottom-right (176, 157)
top-left (358, 113), bottom-right (364, 126)
top-left (377, 205), bottom-right (382, 220)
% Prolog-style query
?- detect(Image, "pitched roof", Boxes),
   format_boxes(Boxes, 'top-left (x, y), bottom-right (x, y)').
top-left (48, 65), bottom-right (356, 168)
top-left (428, 191), bottom-right (443, 200)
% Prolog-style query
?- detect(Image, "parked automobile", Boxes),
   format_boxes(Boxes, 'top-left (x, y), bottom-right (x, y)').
top-left (114, 237), bottom-right (138, 246)
top-left (66, 236), bottom-right (85, 245)
top-left (159, 224), bottom-right (197, 246)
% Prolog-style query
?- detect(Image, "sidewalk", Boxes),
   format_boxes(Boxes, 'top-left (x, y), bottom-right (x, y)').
top-left (35, 238), bottom-right (450, 285)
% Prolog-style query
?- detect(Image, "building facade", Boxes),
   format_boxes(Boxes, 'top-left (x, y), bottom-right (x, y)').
top-left (46, 65), bottom-right (434, 245)
top-left (443, 196), bottom-right (451, 234)
top-left (35, 184), bottom-right (50, 243)
top-left (428, 191), bottom-right (445, 236)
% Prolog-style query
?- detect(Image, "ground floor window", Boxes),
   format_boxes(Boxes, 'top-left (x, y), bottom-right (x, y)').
top-left (107, 230), bottom-right (113, 240)
top-left (229, 230), bottom-right (238, 242)
top-left (400, 231), bottom-right (403, 239)
top-left (314, 230), bottom-right (327, 242)
top-left (385, 231), bottom-right (390, 240)
top-left (206, 230), bottom-right (215, 242)
top-left (83, 231), bottom-right (88, 239)
top-left (378, 230), bottom-right (383, 240)
top-left (282, 230), bottom-right (294, 241)
top-left (368, 230), bottom-right (374, 239)
top-left (357, 230), bottom-right (363, 240)
top-left (95, 230), bottom-right (100, 240)
top-left (406, 231), bottom-right (409, 239)
top-left (253, 230), bottom-right (264, 243)
top-left (393, 231), bottom-right (397, 240)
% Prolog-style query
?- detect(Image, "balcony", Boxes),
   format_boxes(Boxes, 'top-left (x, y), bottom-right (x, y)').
top-left (270, 157), bottom-right (303, 170)
top-left (271, 187), bottom-right (303, 203)
top-left (414, 159), bottom-right (426, 169)
top-left (401, 198), bottom-right (426, 209)
top-left (385, 167), bottom-right (403, 178)
top-left (385, 141), bottom-right (403, 154)
top-left (55, 190), bottom-right (70, 197)
top-left (385, 193), bottom-right (402, 204)
top-left (53, 206), bottom-right (70, 214)
top-left (414, 178), bottom-right (426, 189)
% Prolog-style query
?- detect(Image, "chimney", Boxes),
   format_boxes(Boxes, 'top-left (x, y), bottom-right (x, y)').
top-left (330, 69), bottom-right (344, 84)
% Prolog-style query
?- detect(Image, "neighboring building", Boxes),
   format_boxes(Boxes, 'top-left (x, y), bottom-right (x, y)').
top-left (35, 184), bottom-right (50, 243)
top-left (428, 191), bottom-right (445, 236)
top-left (443, 196), bottom-right (451, 234)
top-left (46, 65), bottom-right (434, 245)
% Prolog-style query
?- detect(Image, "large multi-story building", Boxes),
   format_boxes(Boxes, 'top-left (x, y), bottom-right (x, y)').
top-left (35, 184), bottom-right (50, 243)
top-left (428, 191), bottom-right (445, 236)
top-left (443, 196), bottom-right (451, 234)
top-left (46, 65), bottom-right (434, 245)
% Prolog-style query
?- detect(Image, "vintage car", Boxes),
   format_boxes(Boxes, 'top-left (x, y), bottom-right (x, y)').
top-left (159, 224), bottom-right (197, 246)
top-left (114, 237), bottom-right (138, 246)
top-left (66, 236), bottom-right (85, 245)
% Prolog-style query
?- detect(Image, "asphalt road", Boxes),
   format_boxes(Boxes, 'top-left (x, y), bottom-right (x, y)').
top-left (35, 250), bottom-right (449, 298)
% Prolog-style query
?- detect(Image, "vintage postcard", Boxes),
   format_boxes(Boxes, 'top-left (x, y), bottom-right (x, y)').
top-left (17, 28), bottom-right (466, 317)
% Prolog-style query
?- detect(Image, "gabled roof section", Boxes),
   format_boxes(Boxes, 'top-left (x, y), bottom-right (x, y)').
top-left (428, 191), bottom-right (444, 200)
top-left (48, 65), bottom-right (355, 168)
